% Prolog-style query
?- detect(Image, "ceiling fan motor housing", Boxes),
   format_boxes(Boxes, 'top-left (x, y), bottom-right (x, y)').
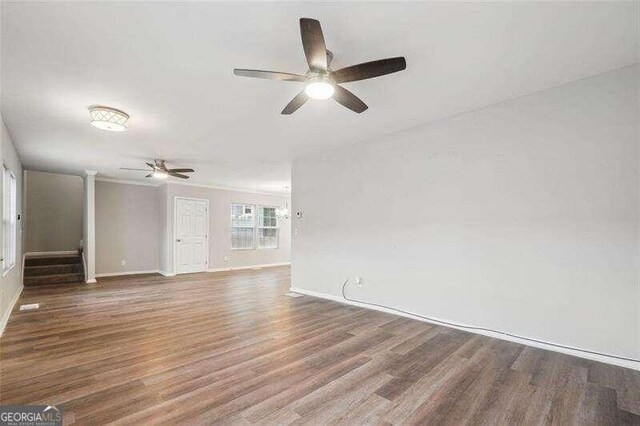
top-left (326, 50), bottom-right (334, 68)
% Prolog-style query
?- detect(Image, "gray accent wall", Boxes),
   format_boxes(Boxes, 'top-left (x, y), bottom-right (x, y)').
top-left (25, 171), bottom-right (83, 253)
top-left (94, 180), bottom-right (291, 275)
top-left (291, 66), bottom-right (640, 361)
top-left (162, 184), bottom-right (291, 273)
top-left (95, 181), bottom-right (161, 275)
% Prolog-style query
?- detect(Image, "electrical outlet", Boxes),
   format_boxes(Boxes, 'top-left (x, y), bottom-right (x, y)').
top-left (121, 260), bottom-right (126, 266)
top-left (355, 276), bottom-right (363, 288)
top-left (223, 256), bottom-right (229, 263)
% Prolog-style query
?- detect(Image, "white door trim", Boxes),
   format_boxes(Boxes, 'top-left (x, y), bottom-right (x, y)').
top-left (173, 196), bottom-right (210, 275)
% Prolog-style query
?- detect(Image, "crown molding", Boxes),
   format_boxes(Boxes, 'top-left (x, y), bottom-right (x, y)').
top-left (166, 180), bottom-right (290, 197)
top-left (95, 176), bottom-right (291, 196)
top-left (95, 177), bottom-right (162, 187)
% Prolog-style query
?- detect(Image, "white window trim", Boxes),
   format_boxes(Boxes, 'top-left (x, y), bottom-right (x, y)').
top-left (257, 205), bottom-right (279, 250)
top-left (230, 204), bottom-right (281, 251)
top-left (231, 203), bottom-right (256, 251)
top-left (2, 166), bottom-right (16, 277)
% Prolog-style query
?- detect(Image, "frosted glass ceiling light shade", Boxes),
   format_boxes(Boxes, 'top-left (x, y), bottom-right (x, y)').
top-left (89, 106), bottom-right (129, 132)
top-left (304, 75), bottom-right (335, 100)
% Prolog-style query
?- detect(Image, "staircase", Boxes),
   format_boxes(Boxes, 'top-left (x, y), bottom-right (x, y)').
top-left (24, 253), bottom-right (84, 286)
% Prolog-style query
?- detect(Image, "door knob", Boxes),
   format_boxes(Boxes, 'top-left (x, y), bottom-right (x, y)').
top-left (176, 239), bottom-right (181, 242)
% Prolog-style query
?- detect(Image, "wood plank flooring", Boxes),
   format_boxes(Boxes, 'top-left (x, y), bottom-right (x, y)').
top-left (1, 266), bottom-right (639, 425)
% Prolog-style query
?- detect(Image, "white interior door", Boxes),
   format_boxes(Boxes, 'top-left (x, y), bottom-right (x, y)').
top-left (175, 197), bottom-right (209, 274)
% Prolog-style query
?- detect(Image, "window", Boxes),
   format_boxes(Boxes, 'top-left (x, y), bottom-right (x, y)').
top-left (257, 206), bottom-right (279, 249)
top-left (231, 204), bottom-right (254, 250)
top-left (230, 204), bottom-right (280, 250)
top-left (3, 168), bottom-right (16, 273)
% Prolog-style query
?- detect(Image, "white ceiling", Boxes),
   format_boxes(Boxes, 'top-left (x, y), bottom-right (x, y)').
top-left (2, 2), bottom-right (638, 194)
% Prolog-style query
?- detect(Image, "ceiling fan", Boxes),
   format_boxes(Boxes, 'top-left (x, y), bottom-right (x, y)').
top-left (233, 18), bottom-right (406, 114)
top-left (119, 159), bottom-right (195, 180)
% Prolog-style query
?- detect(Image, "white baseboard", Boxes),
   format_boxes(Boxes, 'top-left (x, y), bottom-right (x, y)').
top-left (96, 270), bottom-right (160, 278)
top-left (207, 262), bottom-right (291, 273)
top-left (25, 250), bottom-right (77, 257)
top-left (0, 284), bottom-right (23, 336)
top-left (289, 286), bottom-right (640, 372)
top-left (85, 279), bottom-right (97, 284)
top-left (157, 263), bottom-right (290, 277)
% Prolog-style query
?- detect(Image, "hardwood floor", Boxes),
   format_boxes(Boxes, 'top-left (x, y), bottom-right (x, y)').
top-left (1, 266), bottom-right (639, 425)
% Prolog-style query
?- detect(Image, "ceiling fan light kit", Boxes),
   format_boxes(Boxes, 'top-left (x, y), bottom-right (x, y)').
top-left (120, 159), bottom-right (195, 180)
top-left (305, 74), bottom-right (335, 100)
top-left (233, 18), bottom-right (406, 114)
top-left (88, 106), bottom-right (129, 131)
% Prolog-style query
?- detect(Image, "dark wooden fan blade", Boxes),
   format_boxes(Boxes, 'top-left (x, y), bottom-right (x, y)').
top-left (168, 172), bottom-right (190, 179)
top-left (120, 168), bottom-right (150, 171)
top-left (333, 85), bottom-right (368, 113)
top-left (333, 57), bottom-right (406, 83)
top-left (145, 173), bottom-right (154, 178)
top-left (233, 69), bottom-right (306, 82)
top-left (300, 18), bottom-right (327, 71)
top-left (168, 168), bottom-right (194, 173)
top-left (145, 162), bottom-right (155, 169)
top-left (281, 91), bottom-right (309, 115)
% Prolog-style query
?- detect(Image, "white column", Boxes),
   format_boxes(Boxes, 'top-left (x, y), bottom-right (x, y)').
top-left (83, 170), bottom-right (97, 283)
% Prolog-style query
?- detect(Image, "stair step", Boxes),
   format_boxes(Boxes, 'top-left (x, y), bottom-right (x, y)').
top-left (25, 264), bottom-right (83, 276)
top-left (25, 255), bottom-right (82, 267)
top-left (24, 273), bottom-right (84, 286)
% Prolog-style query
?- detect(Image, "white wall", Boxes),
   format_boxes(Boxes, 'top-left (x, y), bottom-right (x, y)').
top-left (162, 184), bottom-right (291, 273)
top-left (24, 170), bottom-right (83, 253)
top-left (95, 181), bottom-right (161, 275)
top-left (0, 115), bottom-right (23, 332)
top-left (292, 65), bottom-right (640, 360)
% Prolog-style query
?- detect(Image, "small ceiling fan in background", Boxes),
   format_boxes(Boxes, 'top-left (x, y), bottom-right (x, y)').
top-left (234, 18), bottom-right (407, 114)
top-left (120, 159), bottom-right (195, 179)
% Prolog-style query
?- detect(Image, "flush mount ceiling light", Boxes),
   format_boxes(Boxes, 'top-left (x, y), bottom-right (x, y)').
top-left (88, 106), bottom-right (129, 132)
